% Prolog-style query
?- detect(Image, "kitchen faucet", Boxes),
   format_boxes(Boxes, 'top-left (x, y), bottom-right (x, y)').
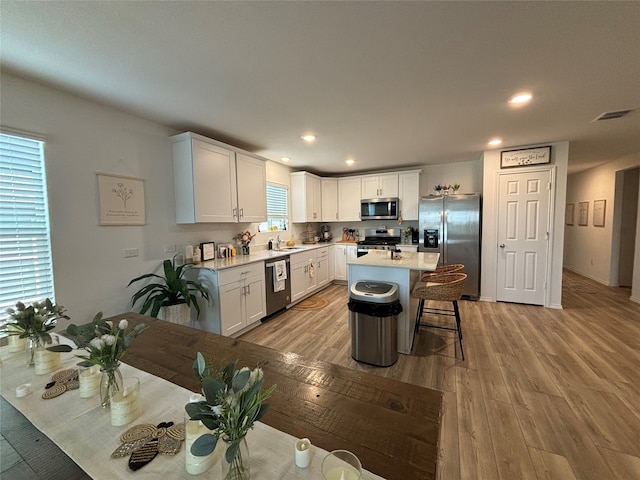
top-left (276, 235), bottom-right (283, 250)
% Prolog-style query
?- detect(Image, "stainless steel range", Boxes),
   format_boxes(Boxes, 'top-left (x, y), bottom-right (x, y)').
top-left (356, 228), bottom-right (402, 257)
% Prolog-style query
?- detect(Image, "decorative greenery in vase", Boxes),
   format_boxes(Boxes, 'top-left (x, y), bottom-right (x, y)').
top-left (127, 255), bottom-right (210, 318)
top-left (185, 352), bottom-right (276, 480)
top-left (234, 231), bottom-right (254, 255)
top-left (4, 298), bottom-right (69, 365)
top-left (51, 312), bottom-right (146, 407)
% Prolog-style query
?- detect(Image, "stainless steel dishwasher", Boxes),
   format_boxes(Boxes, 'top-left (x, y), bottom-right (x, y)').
top-left (264, 255), bottom-right (291, 318)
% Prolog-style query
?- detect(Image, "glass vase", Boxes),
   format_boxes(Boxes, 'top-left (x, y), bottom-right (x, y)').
top-left (100, 364), bottom-right (123, 408)
top-left (26, 335), bottom-right (42, 366)
top-left (222, 436), bottom-right (250, 480)
top-left (241, 244), bottom-right (250, 255)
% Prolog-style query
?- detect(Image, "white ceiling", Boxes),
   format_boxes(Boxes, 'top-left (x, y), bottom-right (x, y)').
top-left (1, 1), bottom-right (639, 175)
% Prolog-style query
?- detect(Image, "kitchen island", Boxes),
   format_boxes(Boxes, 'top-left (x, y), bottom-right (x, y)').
top-left (348, 250), bottom-right (440, 354)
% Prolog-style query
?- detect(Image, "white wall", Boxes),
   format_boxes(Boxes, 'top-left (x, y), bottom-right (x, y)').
top-left (419, 158), bottom-right (483, 196)
top-left (564, 152), bottom-right (640, 289)
top-left (480, 142), bottom-right (569, 308)
top-left (0, 73), bottom-right (270, 327)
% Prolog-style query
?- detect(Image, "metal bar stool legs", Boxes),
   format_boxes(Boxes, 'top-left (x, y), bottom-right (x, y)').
top-left (411, 272), bottom-right (467, 360)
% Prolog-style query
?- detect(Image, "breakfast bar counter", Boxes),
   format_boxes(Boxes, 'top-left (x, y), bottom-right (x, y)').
top-left (348, 251), bottom-right (440, 354)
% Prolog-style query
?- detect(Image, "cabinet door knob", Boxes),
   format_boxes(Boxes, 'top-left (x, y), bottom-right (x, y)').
top-left (499, 243), bottom-right (505, 248)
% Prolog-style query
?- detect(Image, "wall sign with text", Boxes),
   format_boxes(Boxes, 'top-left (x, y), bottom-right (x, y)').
top-left (500, 146), bottom-right (551, 168)
top-left (97, 173), bottom-right (145, 226)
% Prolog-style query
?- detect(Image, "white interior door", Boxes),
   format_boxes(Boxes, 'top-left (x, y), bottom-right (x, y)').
top-left (497, 169), bottom-right (551, 305)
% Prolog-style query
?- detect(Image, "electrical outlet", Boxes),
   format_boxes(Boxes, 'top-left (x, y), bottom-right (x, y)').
top-left (123, 248), bottom-right (139, 258)
top-left (164, 244), bottom-right (177, 254)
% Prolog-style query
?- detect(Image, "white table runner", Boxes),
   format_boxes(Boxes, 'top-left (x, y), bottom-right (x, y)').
top-left (0, 335), bottom-right (384, 479)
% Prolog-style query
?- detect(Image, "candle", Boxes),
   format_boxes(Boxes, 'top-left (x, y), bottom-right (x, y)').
top-left (7, 326), bottom-right (27, 353)
top-left (34, 348), bottom-right (61, 375)
top-left (324, 467), bottom-right (360, 480)
top-left (110, 377), bottom-right (141, 426)
top-left (185, 393), bottom-right (222, 475)
top-left (295, 438), bottom-right (311, 468)
top-left (79, 365), bottom-right (101, 398)
top-left (185, 419), bottom-right (222, 474)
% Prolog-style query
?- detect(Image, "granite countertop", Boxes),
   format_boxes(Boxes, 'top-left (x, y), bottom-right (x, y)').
top-left (189, 243), bottom-right (331, 271)
top-left (348, 250), bottom-right (440, 271)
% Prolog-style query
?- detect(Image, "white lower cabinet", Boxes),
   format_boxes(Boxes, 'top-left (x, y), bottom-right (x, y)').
top-left (290, 246), bottom-right (331, 303)
top-left (316, 247), bottom-right (330, 288)
top-left (334, 244), bottom-right (357, 282)
top-left (291, 250), bottom-right (317, 302)
top-left (190, 262), bottom-right (266, 337)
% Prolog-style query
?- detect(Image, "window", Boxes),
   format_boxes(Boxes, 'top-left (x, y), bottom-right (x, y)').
top-left (0, 132), bottom-right (54, 325)
top-left (259, 183), bottom-right (289, 232)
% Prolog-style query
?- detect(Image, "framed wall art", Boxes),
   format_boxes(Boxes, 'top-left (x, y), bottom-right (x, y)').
top-left (578, 201), bottom-right (589, 226)
top-left (593, 199), bottom-right (606, 227)
top-left (97, 173), bottom-right (145, 226)
top-left (565, 203), bottom-right (574, 226)
top-left (500, 146), bottom-right (551, 168)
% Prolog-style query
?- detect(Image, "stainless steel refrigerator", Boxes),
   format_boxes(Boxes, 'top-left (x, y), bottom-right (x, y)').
top-left (418, 194), bottom-right (481, 298)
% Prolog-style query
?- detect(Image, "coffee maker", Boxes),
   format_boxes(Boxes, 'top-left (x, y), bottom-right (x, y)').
top-left (320, 225), bottom-right (332, 242)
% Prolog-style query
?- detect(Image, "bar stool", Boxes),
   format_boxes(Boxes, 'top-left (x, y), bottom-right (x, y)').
top-left (420, 263), bottom-right (464, 282)
top-left (411, 272), bottom-right (467, 360)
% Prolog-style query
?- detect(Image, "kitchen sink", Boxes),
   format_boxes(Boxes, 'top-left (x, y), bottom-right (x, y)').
top-left (280, 246), bottom-right (305, 250)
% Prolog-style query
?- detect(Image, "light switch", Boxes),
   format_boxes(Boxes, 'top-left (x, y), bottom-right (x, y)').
top-left (123, 248), bottom-right (139, 258)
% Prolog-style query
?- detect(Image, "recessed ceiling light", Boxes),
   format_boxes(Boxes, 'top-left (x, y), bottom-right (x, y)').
top-left (280, 157), bottom-right (290, 162)
top-left (301, 134), bottom-right (316, 143)
top-left (488, 138), bottom-right (502, 146)
top-left (509, 92), bottom-right (532, 104)
top-left (345, 158), bottom-right (355, 166)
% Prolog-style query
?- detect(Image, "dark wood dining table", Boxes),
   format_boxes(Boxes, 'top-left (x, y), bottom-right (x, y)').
top-left (118, 313), bottom-right (442, 480)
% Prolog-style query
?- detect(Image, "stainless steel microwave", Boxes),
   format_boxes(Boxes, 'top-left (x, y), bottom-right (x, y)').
top-left (360, 197), bottom-right (399, 220)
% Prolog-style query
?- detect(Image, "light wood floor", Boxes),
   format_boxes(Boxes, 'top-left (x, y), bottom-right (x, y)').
top-left (241, 270), bottom-right (640, 480)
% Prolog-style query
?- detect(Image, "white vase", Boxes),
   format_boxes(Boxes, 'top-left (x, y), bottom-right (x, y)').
top-left (162, 303), bottom-right (191, 325)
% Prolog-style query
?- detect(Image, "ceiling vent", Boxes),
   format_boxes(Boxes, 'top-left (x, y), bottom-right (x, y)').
top-left (592, 109), bottom-right (635, 122)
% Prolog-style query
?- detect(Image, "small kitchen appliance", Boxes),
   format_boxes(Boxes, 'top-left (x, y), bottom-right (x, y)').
top-left (320, 225), bottom-right (332, 242)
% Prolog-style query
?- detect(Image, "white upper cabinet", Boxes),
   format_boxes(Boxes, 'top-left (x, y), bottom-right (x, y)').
top-left (398, 170), bottom-right (421, 221)
top-left (338, 176), bottom-right (361, 222)
top-left (171, 132), bottom-right (266, 224)
top-left (361, 173), bottom-right (398, 199)
top-left (291, 171), bottom-right (322, 223)
top-left (236, 152), bottom-right (267, 222)
top-left (321, 178), bottom-right (339, 222)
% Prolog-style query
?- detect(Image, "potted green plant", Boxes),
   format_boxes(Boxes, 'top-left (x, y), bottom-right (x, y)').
top-left (128, 255), bottom-right (210, 324)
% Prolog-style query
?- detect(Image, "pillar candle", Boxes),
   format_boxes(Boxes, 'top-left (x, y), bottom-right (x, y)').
top-left (34, 348), bottom-right (61, 375)
top-left (185, 393), bottom-right (222, 475)
top-left (110, 377), bottom-right (141, 426)
top-left (7, 326), bottom-right (27, 353)
top-left (79, 365), bottom-right (101, 398)
top-left (324, 467), bottom-right (360, 480)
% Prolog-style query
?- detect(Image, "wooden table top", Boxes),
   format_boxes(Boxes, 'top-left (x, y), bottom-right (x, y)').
top-left (118, 313), bottom-right (442, 480)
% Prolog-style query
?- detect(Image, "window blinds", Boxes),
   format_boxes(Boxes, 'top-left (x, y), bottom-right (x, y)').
top-left (0, 133), bottom-right (54, 324)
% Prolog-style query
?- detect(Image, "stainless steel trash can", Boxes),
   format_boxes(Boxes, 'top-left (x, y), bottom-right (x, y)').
top-left (348, 281), bottom-right (402, 367)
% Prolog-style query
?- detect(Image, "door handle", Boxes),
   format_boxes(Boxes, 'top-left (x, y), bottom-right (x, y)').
top-left (499, 244), bottom-right (505, 248)
top-left (239, 208), bottom-right (244, 219)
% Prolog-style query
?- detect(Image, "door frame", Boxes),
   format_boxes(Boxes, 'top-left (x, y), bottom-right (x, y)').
top-left (494, 166), bottom-right (557, 307)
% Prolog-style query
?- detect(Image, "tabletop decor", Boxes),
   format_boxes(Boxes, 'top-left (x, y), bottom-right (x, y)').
top-left (185, 352), bottom-right (277, 480)
top-left (111, 420), bottom-right (185, 471)
top-left (50, 312), bottom-right (146, 407)
top-left (234, 230), bottom-right (254, 255)
top-left (127, 255), bottom-right (211, 322)
top-left (4, 298), bottom-right (69, 366)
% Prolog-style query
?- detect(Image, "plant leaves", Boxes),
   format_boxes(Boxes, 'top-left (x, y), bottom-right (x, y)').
top-left (225, 440), bottom-right (239, 463)
top-left (232, 369), bottom-right (250, 392)
top-left (190, 433), bottom-right (218, 456)
top-left (47, 344), bottom-right (73, 352)
top-left (202, 378), bottom-right (226, 404)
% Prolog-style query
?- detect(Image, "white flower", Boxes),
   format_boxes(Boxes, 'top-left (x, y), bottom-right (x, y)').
top-left (89, 338), bottom-right (105, 350)
top-left (102, 334), bottom-right (116, 346)
top-left (211, 405), bottom-right (223, 416)
top-left (248, 367), bottom-right (263, 387)
top-left (118, 319), bottom-right (128, 330)
top-left (224, 392), bottom-right (238, 408)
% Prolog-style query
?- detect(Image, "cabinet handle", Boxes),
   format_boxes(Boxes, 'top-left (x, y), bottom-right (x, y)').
top-left (239, 207), bottom-right (244, 219)
top-left (241, 286), bottom-right (246, 295)
top-left (233, 207), bottom-right (238, 219)
top-left (241, 270), bottom-right (251, 275)
top-left (246, 284), bottom-right (251, 295)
